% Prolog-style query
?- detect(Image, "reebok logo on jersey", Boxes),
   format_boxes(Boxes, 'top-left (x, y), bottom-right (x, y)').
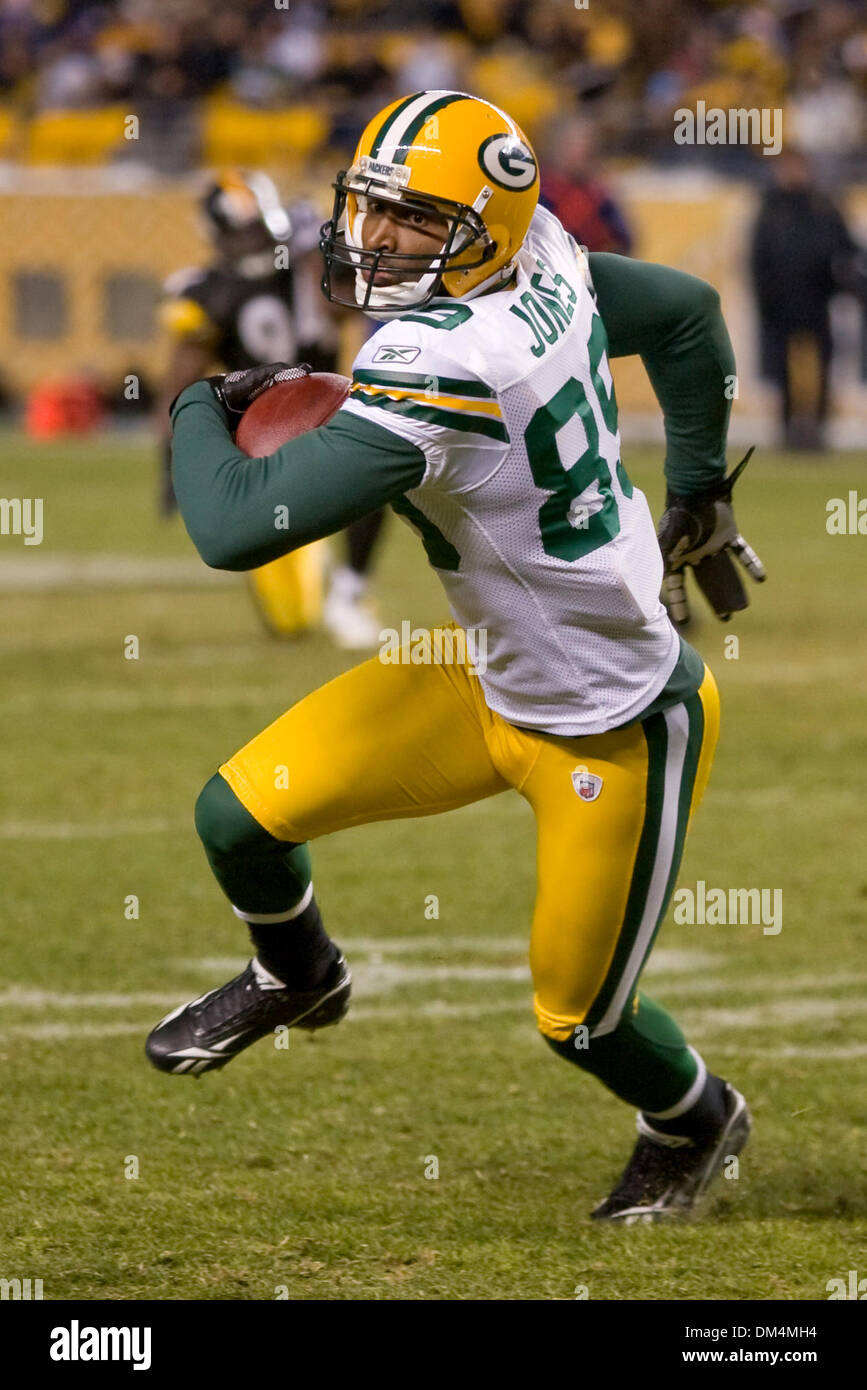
top-left (572, 766), bottom-right (603, 801)
top-left (373, 345), bottom-right (421, 364)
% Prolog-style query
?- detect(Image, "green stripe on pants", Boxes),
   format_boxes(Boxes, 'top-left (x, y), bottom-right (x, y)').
top-left (587, 694), bottom-right (706, 1035)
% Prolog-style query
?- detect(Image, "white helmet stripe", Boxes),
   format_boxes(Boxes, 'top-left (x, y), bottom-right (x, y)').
top-left (376, 90), bottom-right (455, 166)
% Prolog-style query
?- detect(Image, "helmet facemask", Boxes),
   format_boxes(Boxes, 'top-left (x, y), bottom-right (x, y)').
top-left (321, 162), bottom-right (496, 317)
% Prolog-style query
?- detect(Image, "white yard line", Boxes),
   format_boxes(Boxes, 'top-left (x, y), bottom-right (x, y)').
top-left (3, 962), bottom-right (863, 1012)
top-left (2, 958), bottom-right (866, 1028)
top-left (0, 818), bottom-right (188, 839)
top-left (0, 1022), bottom-right (155, 1040)
top-left (1, 1003), bottom-right (865, 1060)
top-left (0, 689), bottom-right (290, 712)
top-left (2, 936), bottom-right (865, 1055)
top-left (183, 946), bottom-right (718, 974)
top-left (712, 1043), bottom-right (867, 1061)
top-left (680, 997), bottom-right (867, 1031)
top-left (653, 970), bottom-right (867, 999)
top-left (0, 988), bottom-right (186, 1009)
top-left (0, 555), bottom-right (230, 591)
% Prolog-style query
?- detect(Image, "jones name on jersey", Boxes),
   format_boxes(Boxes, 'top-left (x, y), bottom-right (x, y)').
top-left (341, 206), bottom-right (679, 737)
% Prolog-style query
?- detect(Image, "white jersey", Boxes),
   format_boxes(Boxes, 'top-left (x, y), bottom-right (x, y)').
top-left (339, 206), bottom-right (680, 737)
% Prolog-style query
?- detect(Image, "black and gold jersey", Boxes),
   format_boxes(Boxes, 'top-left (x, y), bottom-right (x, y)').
top-left (161, 262), bottom-right (338, 374)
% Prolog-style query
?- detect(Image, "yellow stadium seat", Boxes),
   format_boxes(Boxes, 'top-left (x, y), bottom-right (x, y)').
top-left (376, 33), bottom-right (415, 71)
top-left (25, 106), bottom-right (130, 165)
top-left (202, 101), bottom-right (328, 168)
top-left (469, 51), bottom-right (559, 141)
top-left (0, 106), bottom-right (21, 159)
top-left (584, 17), bottom-right (633, 67)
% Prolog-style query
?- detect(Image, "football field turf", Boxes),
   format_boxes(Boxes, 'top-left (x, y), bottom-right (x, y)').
top-left (1, 429), bottom-right (866, 1301)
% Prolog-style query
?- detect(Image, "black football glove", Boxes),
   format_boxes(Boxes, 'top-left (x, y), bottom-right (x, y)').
top-left (657, 447), bottom-right (766, 624)
top-left (205, 361), bottom-right (312, 415)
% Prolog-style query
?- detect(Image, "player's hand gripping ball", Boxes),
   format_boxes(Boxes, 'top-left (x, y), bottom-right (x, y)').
top-left (232, 367), bottom-right (351, 454)
top-left (205, 362), bottom-right (310, 417)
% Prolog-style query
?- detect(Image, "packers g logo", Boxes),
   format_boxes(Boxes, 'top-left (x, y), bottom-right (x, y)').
top-left (477, 134), bottom-right (537, 191)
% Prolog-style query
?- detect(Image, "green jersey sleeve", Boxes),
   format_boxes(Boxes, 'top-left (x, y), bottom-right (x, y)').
top-left (587, 252), bottom-right (735, 495)
top-left (169, 381), bottom-right (426, 570)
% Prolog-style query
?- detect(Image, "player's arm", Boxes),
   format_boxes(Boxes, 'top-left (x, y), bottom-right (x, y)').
top-left (588, 252), bottom-right (765, 620)
top-left (170, 378), bottom-right (425, 571)
top-left (154, 293), bottom-right (221, 513)
top-left (158, 338), bottom-right (214, 425)
top-left (588, 252), bottom-right (733, 492)
top-left (156, 293), bottom-right (221, 419)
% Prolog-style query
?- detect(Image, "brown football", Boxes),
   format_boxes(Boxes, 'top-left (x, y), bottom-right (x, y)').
top-left (234, 371), bottom-right (351, 455)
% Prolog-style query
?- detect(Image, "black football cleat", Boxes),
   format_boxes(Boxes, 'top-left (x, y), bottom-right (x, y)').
top-left (591, 1082), bottom-right (751, 1224)
top-left (145, 951), bottom-right (351, 1076)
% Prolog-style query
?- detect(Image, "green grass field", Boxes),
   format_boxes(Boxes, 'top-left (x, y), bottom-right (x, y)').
top-left (1, 430), bottom-right (866, 1301)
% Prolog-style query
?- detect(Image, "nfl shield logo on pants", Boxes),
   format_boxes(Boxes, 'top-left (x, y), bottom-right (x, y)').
top-left (571, 766), bottom-right (603, 802)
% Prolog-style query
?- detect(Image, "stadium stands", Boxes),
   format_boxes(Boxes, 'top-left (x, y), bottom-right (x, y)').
top-left (0, 1), bottom-right (862, 182)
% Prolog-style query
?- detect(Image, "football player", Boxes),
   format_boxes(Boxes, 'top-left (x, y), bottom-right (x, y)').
top-left (148, 93), bottom-right (766, 1223)
top-left (157, 170), bottom-right (386, 647)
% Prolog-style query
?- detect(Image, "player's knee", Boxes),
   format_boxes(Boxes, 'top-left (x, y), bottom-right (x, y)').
top-left (543, 1030), bottom-right (591, 1069)
top-left (541, 1020), bottom-right (622, 1083)
top-left (533, 976), bottom-right (591, 1041)
top-left (194, 772), bottom-right (277, 858)
top-left (534, 994), bottom-right (599, 1071)
top-left (537, 1013), bottom-right (591, 1062)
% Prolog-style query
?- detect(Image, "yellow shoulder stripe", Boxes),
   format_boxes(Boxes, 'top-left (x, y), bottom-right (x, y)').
top-left (350, 383), bottom-right (503, 419)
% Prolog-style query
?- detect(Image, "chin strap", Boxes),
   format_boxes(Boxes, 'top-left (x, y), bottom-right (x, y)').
top-left (455, 258), bottom-right (516, 300)
top-left (346, 199), bottom-right (509, 316)
top-left (346, 207), bottom-right (443, 316)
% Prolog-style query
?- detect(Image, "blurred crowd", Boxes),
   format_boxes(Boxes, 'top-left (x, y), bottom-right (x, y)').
top-left (0, 0), bottom-right (865, 184)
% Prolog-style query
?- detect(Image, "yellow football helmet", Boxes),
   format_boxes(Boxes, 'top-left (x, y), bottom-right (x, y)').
top-left (320, 90), bottom-right (539, 317)
top-left (201, 170), bottom-right (292, 278)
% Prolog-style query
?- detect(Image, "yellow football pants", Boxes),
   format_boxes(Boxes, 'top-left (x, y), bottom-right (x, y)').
top-left (219, 625), bottom-right (719, 1042)
top-left (246, 542), bottom-right (327, 636)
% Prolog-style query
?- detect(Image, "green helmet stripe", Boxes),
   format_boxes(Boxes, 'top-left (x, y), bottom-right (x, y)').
top-left (392, 92), bottom-right (467, 165)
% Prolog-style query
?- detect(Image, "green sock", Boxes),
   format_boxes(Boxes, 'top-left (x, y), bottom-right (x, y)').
top-left (194, 772), bottom-right (312, 913)
top-left (544, 992), bottom-right (700, 1113)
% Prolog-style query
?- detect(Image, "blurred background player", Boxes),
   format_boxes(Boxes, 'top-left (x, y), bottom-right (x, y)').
top-left (539, 114), bottom-right (632, 255)
top-left (750, 149), bottom-right (866, 452)
top-left (157, 169), bottom-right (386, 646)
